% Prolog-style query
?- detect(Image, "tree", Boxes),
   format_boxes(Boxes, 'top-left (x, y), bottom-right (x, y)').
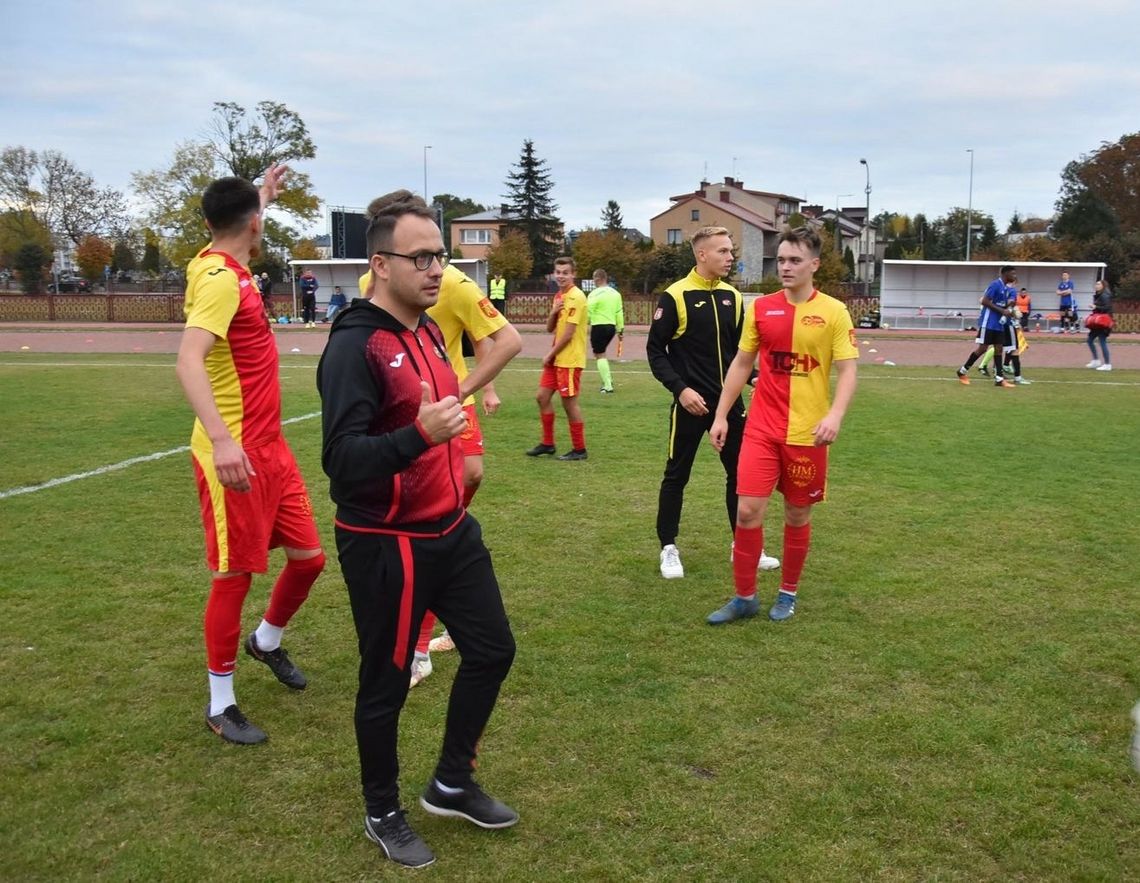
top-left (132, 142), bottom-right (216, 271)
top-left (924, 207), bottom-right (996, 260)
top-left (431, 193), bottom-right (487, 251)
top-left (75, 235), bottom-right (113, 282)
top-left (1053, 186), bottom-right (1119, 241)
top-left (1054, 132), bottom-right (1140, 235)
top-left (0, 209), bottom-right (53, 267)
top-left (642, 242), bottom-right (695, 293)
top-left (842, 245), bottom-right (856, 280)
top-left (14, 242), bottom-right (48, 294)
top-left (485, 228), bottom-right (533, 281)
top-left (503, 139), bottom-right (561, 274)
top-left (112, 238), bottom-right (138, 273)
top-left (1007, 211), bottom-right (1023, 234)
top-left (0, 146), bottom-right (128, 247)
top-left (571, 229), bottom-right (643, 288)
top-left (601, 200), bottom-right (623, 232)
top-left (290, 237), bottom-right (321, 261)
top-left (142, 230), bottom-right (161, 275)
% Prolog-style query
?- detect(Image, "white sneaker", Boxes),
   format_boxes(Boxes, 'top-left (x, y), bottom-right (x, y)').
top-left (1086, 359), bottom-right (1102, 368)
top-left (730, 542), bottom-right (782, 571)
top-left (409, 654), bottom-right (433, 688)
top-left (428, 631), bottom-right (455, 653)
top-left (1096, 364), bottom-right (1113, 372)
top-left (660, 544), bottom-right (684, 579)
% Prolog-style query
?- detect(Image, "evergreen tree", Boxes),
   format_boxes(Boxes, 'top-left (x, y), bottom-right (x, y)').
top-left (601, 200), bottom-right (623, 232)
top-left (503, 139), bottom-right (561, 274)
top-left (1006, 211), bottom-right (1023, 234)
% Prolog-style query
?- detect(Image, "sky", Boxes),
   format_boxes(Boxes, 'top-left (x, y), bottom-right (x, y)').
top-left (6, 0), bottom-right (1140, 239)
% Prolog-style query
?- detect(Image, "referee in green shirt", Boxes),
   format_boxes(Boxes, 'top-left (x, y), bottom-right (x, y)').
top-left (586, 269), bottom-right (624, 393)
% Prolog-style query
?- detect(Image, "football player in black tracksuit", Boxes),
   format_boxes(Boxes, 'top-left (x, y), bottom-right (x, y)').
top-left (317, 191), bottom-right (516, 870)
top-left (647, 226), bottom-right (751, 581)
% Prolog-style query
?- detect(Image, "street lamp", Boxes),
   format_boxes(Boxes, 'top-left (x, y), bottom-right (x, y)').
top-left (835, 194), bottom-right (853, 254)
top-left (965, 148), bottom-right (974, 261)
top-left (423, 145), bottom-right (432, 201)
top-left (859, 158), bottom-right (871, 284)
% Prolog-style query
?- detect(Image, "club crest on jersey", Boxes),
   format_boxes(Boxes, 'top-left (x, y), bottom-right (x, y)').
top-left (567, 307), bottom-right (576, 317)
top-left (653, 307), bottom-right (664, 321)
top-left (722, 298), bottom-right (732, 306)
top-left (770, 350), bottom-right (821, 375)
top-left (800, 315), bottom-right (826, 327)
top-left (786, 455), bottom-right (817, 488)
top-left (849, 329), bottom-right (857, 347)
top-left (478, 298), bottom-right (499, 318)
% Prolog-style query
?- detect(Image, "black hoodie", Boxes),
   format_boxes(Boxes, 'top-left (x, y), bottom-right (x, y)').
top-left (316, 298), bottom-right (465, 533)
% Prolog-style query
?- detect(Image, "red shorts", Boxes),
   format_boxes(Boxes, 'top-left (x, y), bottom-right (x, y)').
top-left (539, 365), bottom-right (583, 398)
top-left (737, 433), bottom-right (829, 506)
top-left (192, 434), bottom-right (321, 573)
top-left (459, 403), bottom-right (484, 457)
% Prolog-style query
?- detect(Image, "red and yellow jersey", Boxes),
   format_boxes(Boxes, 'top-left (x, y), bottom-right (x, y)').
top-left (427, 266), bottom-right (508, 405)
top-left (357, 270), bottom-right (372, 299)
top-left (183, 247), bottom-right (281, 451)
top-left (740, 289), bottom-right (858, 446)
top-left (553, 285), bottom-right (588, 369)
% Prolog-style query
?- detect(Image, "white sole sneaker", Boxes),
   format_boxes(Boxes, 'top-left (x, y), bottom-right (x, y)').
top-left (660, 545), bottom-right (684, 579)
top-left (1096, 364), bottom-right (1112, 371)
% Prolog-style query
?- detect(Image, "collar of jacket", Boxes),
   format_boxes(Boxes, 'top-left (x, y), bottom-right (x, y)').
top-left (685, 268), bottom-right (724, 291)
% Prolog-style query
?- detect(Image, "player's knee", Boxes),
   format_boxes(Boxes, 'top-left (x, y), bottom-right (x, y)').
top-left (785, 505), bottom-right (812, 527)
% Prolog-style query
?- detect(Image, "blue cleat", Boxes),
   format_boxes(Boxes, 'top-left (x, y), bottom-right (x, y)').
top-left (769, 591), bottom-right (797, 622)
top-left (707, 596), bottom-right (760, 625)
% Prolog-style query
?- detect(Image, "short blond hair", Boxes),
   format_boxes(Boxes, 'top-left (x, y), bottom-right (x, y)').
top-left (691, 226), bottom-right (731, 252)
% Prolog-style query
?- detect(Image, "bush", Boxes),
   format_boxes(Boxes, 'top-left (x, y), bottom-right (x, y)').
top-left (14, 242), bottom-right (48, 294)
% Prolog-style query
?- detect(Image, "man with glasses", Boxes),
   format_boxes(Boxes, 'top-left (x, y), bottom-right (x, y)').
top-left (319, 190), bottom-right (518, 869)
top-left (525, 255), bottom-right (589, 460)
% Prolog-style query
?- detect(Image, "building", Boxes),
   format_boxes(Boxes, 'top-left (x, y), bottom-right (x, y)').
top-left (449, 205), bottom-right (565, 262)
top-left (649, 177), bottom-right (803, 281)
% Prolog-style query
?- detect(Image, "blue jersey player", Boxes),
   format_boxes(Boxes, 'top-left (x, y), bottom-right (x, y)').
top-left (955, 266), bottom-right (1019, 388)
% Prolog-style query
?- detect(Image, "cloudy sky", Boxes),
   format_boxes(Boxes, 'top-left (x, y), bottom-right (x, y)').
top-left (6, 1), bottom-right (1138, 236)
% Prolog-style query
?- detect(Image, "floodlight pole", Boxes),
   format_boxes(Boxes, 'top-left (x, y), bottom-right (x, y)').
top-left (860, 158), bottom-right (871, 283)
top-left (835, 194), bottom-right (853, 255)
top-left (966, 148), bottom-right (974, 261)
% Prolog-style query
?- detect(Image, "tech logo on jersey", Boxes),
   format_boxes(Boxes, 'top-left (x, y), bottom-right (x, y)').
top-left (770, 351), bottom-right (821, 375)
top-left (389, 352), bottom-right (406, 368)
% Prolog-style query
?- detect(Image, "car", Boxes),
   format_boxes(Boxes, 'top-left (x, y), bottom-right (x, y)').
top-left (48, 277), bottom-right (92, 293)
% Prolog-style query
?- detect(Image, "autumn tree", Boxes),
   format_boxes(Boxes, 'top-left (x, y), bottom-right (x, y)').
top-left (132, 142), bottom-right (217, 270)
top-left (503, 140), bottom-right (561, 274)
top-left (75, 235), bottom-right (113, 282)
top-left (1054, 132), bottom-right (1140, 235)
top-left (0, 209), bottom-right (53, 267)
top-left (290, 237), bottom-right (321, 261)
top-left (486, 228), bottom-right (533, 281)
top-left (601, 200), bottom-right (624, 232)
top-left (0, 147), bottom-right (128, 247)
top-left (572, 229), bottom-right (643, 289)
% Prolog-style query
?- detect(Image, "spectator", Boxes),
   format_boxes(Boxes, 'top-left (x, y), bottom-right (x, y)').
top-left (489, 272), bottom-right (507, 315)
top-left (1015, 287), bottom-right (1031, 331)
top-left (299, 268), bottom-right (319, 327)
top-left (1057, 271), bottom-right (1076, 333)
top-left (1085, 279), bottom-right (1113, 371)
top-left (325, 285), bottom-right (348, 322)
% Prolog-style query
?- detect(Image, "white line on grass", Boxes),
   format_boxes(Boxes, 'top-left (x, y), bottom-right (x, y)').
top-left (0, 411), bottom-right (321, 500)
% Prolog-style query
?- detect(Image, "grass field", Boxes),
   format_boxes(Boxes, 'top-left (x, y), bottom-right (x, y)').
top-left (1, 354), bottom-right (1138, 881)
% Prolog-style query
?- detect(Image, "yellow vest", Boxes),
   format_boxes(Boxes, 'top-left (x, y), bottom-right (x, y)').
top-left (490, 277), bottom-right (507, 300)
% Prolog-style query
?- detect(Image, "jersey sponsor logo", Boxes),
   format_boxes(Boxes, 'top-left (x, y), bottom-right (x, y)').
top-left (786, 455), bottom-right (817, 488)
top-left (800, 314), bottom-right (826, 327)
top-left (207, 268), bottom-right (227, 277)
top-left (770, 351), bottom-right (821, 374)
top-left (389, 352), bottom-right (406, 368)
top-left (765, 309), bottom-right (786, 315)
top-left (694, 300), bottom-right (707, 308)
top-left (478, 298), bottom-right (500, 318)
top-left (240, 278), bottom-right (251, 288)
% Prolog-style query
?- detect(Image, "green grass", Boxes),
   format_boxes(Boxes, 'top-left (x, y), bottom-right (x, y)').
top-left (1, 355), bottom-right (1138, 881)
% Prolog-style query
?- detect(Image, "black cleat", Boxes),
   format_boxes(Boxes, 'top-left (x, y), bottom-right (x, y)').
top-left (364, 810), bottom-right (435, 868)
top-left (556, 449), bottom-right (588, 461)
top-left (525, 443), bottom-right (556, 457)
top-left (420, 779), bottom-right (519, 829)
top-left (244, 633), bottom-right (307, 690)
top-left (205, 704), bottom-right (267, 745)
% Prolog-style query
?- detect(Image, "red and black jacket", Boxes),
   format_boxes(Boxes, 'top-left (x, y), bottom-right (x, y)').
top-left (317, 299), bottom-right (464, 534)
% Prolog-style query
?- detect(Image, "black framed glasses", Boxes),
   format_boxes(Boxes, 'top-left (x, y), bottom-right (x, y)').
top-left (374, 250), bottom-right (450, 271)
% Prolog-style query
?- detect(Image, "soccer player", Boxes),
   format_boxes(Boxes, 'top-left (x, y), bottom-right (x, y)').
top-left (525, 256), bottom-right (589, 461)
top-left (1057, 271), bottom-right (1076, 332)
top-left (175, 168), bottom-right (325, 745)
top-left (955, 266), bottom-right (1018, 388)
top-left (319, 190), bottom-right (517, 869)
top-left (976, 282), bottom-right (1031, 384)
top-left (647, 225), bottom-right (779, 580)
top-left (707, 226), bottom-right (858, 624)
top-left (586, 268), bottom-right (624, 394)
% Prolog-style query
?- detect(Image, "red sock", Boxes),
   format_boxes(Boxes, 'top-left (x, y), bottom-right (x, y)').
top-left (781, 523), bottom-right (812, 593)
top-left (205, 573), bottom-right (251, 674)
top-left (541, 412), bottom-right (555, 446)
top-left (733, 526), bottom-right (763, 597)
top-left (416, 611), bottom-right (436, 655)
top-left (264, 552), bottom-right (325, 628)
top-left (569, 420), bottom-right (586, 451)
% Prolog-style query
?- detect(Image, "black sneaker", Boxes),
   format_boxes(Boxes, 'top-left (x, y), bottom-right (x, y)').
top-left (244, 633), bottom-right (307, 690)
top-left (364, 810), bottom-right (435, 868)
top-left (205, 704), bottom-right (267, 745)
top-left (556, 449), bottom-right (588, 461)
top-left (525, 443), bottom-right (556, 457)
top-left (420, 779), bottom-right (519, 829)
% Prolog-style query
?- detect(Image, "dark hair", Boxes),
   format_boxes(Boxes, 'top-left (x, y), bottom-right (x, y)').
top-left (201, 177), bottom-right (260, 234)
top-left (778, 226), bottom-right (822, 257)
top-left (365, 189), bottom-right (436, 255)
top-left (1000, 265), bottom-right (1016, 275)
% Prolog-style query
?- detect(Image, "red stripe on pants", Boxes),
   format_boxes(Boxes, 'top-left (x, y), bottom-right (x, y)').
top-left (392, 536), bottom-right (415, 669)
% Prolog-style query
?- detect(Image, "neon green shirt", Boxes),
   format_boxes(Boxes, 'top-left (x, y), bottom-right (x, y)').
top-left (587, 285), bottom-right (624, 332)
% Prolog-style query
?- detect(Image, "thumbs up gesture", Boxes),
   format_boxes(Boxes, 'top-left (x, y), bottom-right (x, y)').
top-left (416, 381), bottom-right (466, 444)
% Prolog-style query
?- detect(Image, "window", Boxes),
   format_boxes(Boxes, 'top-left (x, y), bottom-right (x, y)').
top-left (667, 228), bottom-right (682, 245)
top-left (461, 228), bottom-right (493, 245)
top-left (691, 209), bottom-right (700, 222)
